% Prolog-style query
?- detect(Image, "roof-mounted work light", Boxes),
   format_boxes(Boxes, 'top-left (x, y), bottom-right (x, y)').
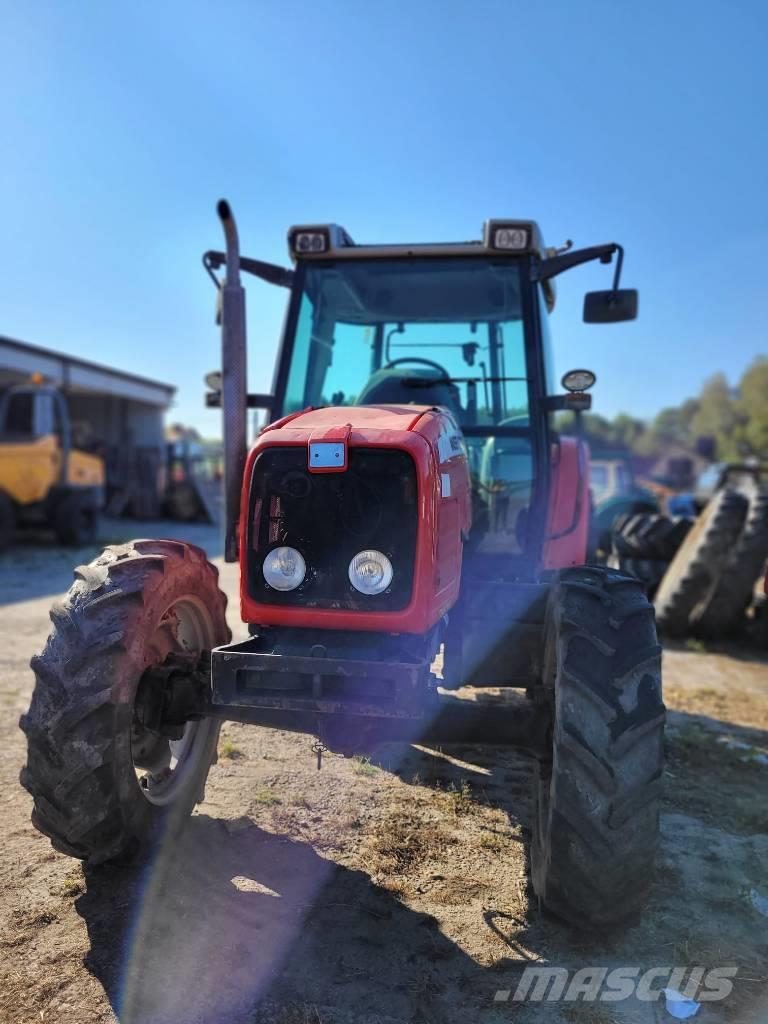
top-left (289, 228), bottom-right (330, 256)
top-left (483, 220), bottom-right (537, 254)
top-left (287, 224), bottom-right (355, 260)
top-left (493, 226), bottom-right (528, 250)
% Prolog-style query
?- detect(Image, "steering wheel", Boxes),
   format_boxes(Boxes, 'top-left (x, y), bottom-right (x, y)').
top-left (383, 356), bottom-right (451, 376)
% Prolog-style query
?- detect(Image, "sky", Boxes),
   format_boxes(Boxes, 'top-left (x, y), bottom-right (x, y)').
top-left (1, 0), bottom-right (766, 436)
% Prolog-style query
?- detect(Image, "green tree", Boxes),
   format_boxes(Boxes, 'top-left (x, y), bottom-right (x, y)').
top-left (689, 373), bottom-right (742, 458)
top-left (737, 357), bottom-right (768, 457)
top-left (635, 405), bottom-right (695, 456)
top-left (611, 413), bottom-right (646, 450)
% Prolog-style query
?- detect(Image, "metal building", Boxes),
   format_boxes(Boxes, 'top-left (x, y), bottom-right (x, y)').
top-left (0, 335), bottom-right (175, 517)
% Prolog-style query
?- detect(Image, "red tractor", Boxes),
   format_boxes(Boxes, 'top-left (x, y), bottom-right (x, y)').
top-left (21, 205), bottom-right (664, 929)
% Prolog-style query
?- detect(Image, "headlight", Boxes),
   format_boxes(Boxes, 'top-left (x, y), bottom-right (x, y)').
top-left (348, 549), bottom-right (393, 596)
top-left (262, 546), bottom-right (306, 591)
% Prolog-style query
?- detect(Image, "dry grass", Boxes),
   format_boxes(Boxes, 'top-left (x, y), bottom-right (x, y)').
top-left (352, 755), bottom-right (379, 778)
top-left (361, 806), bottom-right (457, 876)
top-left (252, 786), bottom-right (282, 806)
top-left (219, 737), bottom-right (245, 759)
top-left (49, 869), bottom-right (85, 899)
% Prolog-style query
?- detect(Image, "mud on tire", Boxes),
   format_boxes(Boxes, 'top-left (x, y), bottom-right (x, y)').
top-left (20, 539), bottom-right (230, 864)
top-left (531, 567), bottom-right (665, 929)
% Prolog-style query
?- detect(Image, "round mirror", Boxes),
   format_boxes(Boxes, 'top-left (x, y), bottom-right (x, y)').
top-left (561, 369), bottom-right (596, 393)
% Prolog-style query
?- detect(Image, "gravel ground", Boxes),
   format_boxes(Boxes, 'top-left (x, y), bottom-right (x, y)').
top-left (1, 521), bottom-right (767, 1024)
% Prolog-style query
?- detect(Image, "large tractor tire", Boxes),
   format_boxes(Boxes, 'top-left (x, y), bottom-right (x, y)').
top-left (606, 554), bottom-right (667, 597)
top-left (691, 489), bottom-right (768, 638)
top-left (654, 490), bottom-right (748, 637)
top-left (20, 539), bottom-right (229, 864)
top-left (609, 514), bottom-right (693, 598)
top-left (166, 482), bottom-right (204, 523)
top-left (593, 498), bottom-right (658, 558)
top-left (611, 513), bottom-right (692, 562)
top-left (531, 567), bottom-right (664, 929)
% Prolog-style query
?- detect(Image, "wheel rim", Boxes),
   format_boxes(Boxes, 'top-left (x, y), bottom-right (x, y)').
top-left (131, 596), bottom-right (217, 807)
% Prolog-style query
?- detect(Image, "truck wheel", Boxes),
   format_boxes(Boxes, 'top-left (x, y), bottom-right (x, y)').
top-left (54, 492), bottom-right (99, 546)
top-left (691, 489), bottom-right (768, 638)
top-left (0, 490), bottom-right (15, 552)
top-left (531, 567), bottom-right (664, 929)
top-left (20, 539), bottom-right (230, 864)
top-left (654, 490), bottom-right (748, 636)
top-left (166, 482), bottom-right (204, 522)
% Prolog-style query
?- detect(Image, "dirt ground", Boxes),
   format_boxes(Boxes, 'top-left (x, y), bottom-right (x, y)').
top-left (1, 522), bottom-right (767, 1024)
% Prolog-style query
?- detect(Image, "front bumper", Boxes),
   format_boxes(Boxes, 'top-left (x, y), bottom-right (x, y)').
top-left (211, 635), bottom-right (436, 720)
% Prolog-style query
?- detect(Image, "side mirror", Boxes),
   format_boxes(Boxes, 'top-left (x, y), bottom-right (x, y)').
top-left (583, 289), bottom-right (638, 323)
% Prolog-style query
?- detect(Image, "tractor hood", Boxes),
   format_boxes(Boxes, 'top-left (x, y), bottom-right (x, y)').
top-left (239, 401), bottom-right (471, 634)
top-left (254, 403), bottom-right (465, 479)
top-left (261, 404), bottom-right (434, 440)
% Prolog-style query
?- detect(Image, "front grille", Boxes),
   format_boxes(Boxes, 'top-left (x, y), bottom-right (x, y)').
top-left (246, 447), bottom-right (418, 611)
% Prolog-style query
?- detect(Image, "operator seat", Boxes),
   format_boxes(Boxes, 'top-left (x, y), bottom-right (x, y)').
top-left (356, 367), bottom-right (464, 422)
top-left (478, 416), bottom-right (533, 550)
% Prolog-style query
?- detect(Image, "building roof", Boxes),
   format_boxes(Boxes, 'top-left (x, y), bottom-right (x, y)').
top-left (0, 335), bottom-right (176, 408)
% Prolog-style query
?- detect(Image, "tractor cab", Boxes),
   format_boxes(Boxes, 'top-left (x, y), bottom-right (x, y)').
top-left (278, 247), bottom-right (541, 570)
top-left (205, 212), bottom-right (636, 581)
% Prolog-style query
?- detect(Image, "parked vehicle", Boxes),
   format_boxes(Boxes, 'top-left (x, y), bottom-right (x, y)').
top-left (588, 451), bottom-right (658, 556)
top-left (21, 205), bottom-right (663, 930)
top-left (0, 382), bottom-right (104, 549)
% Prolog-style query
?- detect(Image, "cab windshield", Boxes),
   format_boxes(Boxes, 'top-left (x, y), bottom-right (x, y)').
top-left (282, 258), bottom-right (529, 428)
top-left (280, 257), bottom-right (537, 561)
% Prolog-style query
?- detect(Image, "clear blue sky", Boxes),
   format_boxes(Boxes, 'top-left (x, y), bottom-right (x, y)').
top-left (2, 0), bottom-right (766, 436)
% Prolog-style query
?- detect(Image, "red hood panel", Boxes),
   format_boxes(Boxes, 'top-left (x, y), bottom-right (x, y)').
top-left (263, 404), bottom-right (431, 435)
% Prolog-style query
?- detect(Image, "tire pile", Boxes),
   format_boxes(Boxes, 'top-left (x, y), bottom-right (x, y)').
top-left (608, 487), bottom-right (768, 639)
top-left (608, 513), bottom-right (693, 597)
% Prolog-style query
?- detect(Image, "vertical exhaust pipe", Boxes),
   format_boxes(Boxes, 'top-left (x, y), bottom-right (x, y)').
top-left (217, 199), bottom-right (247, 562)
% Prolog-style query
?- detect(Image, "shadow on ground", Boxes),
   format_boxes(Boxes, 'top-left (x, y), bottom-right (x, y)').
top-left (76, 816), bottom-right (533, 1024)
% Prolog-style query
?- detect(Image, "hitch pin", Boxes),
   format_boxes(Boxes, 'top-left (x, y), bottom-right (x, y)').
top-left (311, 739), bottom-right (327, 771)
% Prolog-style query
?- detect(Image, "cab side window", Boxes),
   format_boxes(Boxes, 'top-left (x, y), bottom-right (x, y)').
top-left (3, 392), bottom-right (34, 435)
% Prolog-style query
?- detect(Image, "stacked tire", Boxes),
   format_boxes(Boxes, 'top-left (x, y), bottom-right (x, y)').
top-left (653, 487), bottom-right (768, 638)
top-left (690, 488), bottom-right (768, 638)
top-left (608, 513), bottom-right (693, 597)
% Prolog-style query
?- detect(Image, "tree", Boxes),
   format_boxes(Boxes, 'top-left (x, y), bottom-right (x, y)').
top-left (737, 357), bottom-right (768, 458)
top-left (689, 373), bottom-right (742, 459)
top-left (635, 405), bottom-right (694, 456)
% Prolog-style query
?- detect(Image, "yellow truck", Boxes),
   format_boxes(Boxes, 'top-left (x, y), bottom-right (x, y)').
top-left (0, 384), bottom-right (104, 549)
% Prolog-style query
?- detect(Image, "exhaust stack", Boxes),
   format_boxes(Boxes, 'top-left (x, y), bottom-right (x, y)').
top-left (217, 199), bottom-right (248, 562)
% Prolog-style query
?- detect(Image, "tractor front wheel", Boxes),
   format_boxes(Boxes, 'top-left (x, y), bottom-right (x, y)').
top-left (20, 539), bottom-right (229, 864)
top-left (531, 567), bottom-right (665, 929)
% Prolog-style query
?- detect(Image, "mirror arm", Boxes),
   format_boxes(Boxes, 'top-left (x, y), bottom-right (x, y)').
top-left (203, 250), bottom-right (294, 289)
top-left (611, 243), bottom-right (624, 293)
top-left (534, 243), bottom-right (619, 283)
top-left (542, 393), bottom-right (592, 412)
